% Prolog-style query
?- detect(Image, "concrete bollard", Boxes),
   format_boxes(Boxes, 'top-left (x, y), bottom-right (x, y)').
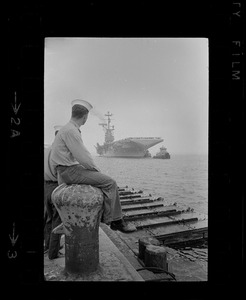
top-left (51, 183), bottom-right (104, 275)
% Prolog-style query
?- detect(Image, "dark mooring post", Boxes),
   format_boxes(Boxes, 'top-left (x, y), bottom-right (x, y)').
top-left (138, 237), bottom-right (161, 260)
top-left (52, 183), bottom-right (104, 275)
top-left (145, 244), bottom-right (168, 272)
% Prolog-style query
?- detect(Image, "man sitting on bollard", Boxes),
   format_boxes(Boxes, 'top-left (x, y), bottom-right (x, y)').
top-left (49, 99), bottom-right (136, 233)
top-left (44, 125), bottom-right (64, 259)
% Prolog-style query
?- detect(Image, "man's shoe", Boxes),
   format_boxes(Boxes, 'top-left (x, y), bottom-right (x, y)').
top-left (52, 223), bottom-right (64, 234)
top-left (110, 219), bottom-right (137, 233)
top-left (49, 251), bottom-right (64, 260)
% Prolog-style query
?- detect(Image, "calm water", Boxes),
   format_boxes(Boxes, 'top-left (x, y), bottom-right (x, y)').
top-left (93, 154), bottom-right (208, 215)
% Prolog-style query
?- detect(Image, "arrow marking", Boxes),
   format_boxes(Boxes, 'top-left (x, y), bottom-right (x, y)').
top-left (9, 222), bottom-right (19, 247)
top-left (11, 92), bottom-right (21, 115)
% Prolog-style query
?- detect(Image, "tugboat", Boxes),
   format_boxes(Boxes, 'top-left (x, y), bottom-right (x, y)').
top-left (95, 112), bottom-right (163, 158)
top-left (153, 145), bottom-right (170, 159)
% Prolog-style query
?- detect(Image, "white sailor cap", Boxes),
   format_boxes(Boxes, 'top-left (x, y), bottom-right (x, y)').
top-left (54, 125), bottom-right (63, 132)
top-left (71, 99), bottom-right (93, 111)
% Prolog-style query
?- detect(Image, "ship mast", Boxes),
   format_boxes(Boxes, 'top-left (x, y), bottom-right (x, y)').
top-left (99, 111), bottom-right (115, 144)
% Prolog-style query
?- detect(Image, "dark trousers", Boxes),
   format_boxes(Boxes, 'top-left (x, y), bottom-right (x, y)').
top-left (44, 181), bottom-right (62, 259)
top-left (57, 164), bottom-right (122, 224)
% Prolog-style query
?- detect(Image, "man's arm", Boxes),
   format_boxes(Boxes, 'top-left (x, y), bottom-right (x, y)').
top-left (65, 130), bottom-right (100, 172)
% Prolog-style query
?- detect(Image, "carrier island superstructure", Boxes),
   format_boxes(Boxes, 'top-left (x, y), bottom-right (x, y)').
top-left (95, 112), bottom-right (163, 158)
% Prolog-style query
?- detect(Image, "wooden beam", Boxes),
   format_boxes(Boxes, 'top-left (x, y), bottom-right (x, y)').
top-left (120, 197), bottom-right (154, 205)
top-left (119, 191), bottom-right (136, 195)
top-left (120, 193), bottom-right (145, 199)
top-left (155, 227), bottom-right (208, 241)
top-left (135, 216), bottom-right (199, 229)
top-left (163, 236), bottom-right (207, 248)
top-left (122, 202), bottom-right (164, 211)
top-left (123, 209), bottom-right (180, 221)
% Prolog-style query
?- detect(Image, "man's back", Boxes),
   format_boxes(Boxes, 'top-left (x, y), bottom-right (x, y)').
top-left (50, 121), bottom-right (98, 174)
top-left (50, 122), bottom-right (79, 170)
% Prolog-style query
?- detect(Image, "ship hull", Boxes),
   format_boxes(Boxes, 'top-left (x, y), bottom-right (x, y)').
top-left (99, 151), bottom-right (147, 158)
top-left (153, 155), bottom-right (170, 159)
top-left (96, 137), bottom-right (163, 158)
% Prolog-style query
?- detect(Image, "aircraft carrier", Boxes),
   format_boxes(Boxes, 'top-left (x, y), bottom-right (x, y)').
top-left (95, 112), bottom-right (163, 158)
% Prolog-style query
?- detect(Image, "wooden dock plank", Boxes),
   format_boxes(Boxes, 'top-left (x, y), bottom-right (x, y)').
top-left (124, 208), bottom-right (158, 216)
top-left (163, 236), bottom-right (207, 248)
top-left (121, 201), bottom-right (164, 211)
top-left (119, 190), bottom-right (142, 195)
top-left (154, 226), bottom-right (207, 240)
top-left (119, 191), bottom-right (133, 195)
top-left (185, 219), bottom-right (208, 230)
top-left (120, 197), bottom-right (154, 205)
top-left (120, 193), bottom-right (145, 199)
top-left (123, 209), bottom-right (180, 221)
top-left (123, 205), bottom-right (179, 216)
top-left (147, 223), bottom-right (192, 237)
top-left (133, 214), bottom-right (199, 229)
top-left (118, 186), bottom-right (128, 189)
top-left (166, 211), bottom-right (203, 223)
top-left (118, 185), bottom-right (208, 250)
top-left (122, 205), bottom-right (183, 220)
top-left (150, 222), bottom-right (208, 247)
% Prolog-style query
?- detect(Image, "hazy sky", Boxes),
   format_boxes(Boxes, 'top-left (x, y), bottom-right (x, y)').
top-left (44, 38), bottom-right (208, 155)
